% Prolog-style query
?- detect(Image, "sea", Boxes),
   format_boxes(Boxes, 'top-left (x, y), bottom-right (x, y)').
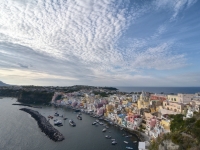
top-left (0, 97), bottom-right (138, 150)
top-left (116, 87), bottom-right (200, 94)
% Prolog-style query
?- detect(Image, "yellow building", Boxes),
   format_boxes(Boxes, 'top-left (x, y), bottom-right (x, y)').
top-left (160, 119), bottom-right (170, 131)
top-left (137, 91), bottom-right (150, 109)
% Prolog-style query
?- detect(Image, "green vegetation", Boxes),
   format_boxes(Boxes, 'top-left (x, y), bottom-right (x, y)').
top-left (93, 91), bottom-right (109, 97)
top-left (18, 91), bottom-right (54, 104)
top-left (149, 112), bottom-right (200, 150)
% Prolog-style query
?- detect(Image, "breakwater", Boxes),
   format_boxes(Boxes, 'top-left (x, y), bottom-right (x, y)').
top-left (12, 103), bottom-right (42, 108)
top-left (20, 108), bottom-right (64, 142)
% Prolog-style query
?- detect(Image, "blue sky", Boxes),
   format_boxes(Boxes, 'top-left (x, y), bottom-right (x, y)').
top-left (0, 0), bottom-right (200, 86)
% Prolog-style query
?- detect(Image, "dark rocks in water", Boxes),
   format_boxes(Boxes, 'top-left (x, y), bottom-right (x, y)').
top-left (20, 108), bottom-right (64, 142)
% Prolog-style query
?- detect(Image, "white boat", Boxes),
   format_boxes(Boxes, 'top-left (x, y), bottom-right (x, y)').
top-left (124, 141), bottom-right (128, 144)
top-left (54, 120), bottom-right (62, 126)
top-left (102, 128), bottom-right (107, 132)
top-left (69, 119), bottom-right (76, 127)
top-left (111, 139), bottom-right (115, 141)
top-left (133, 141), bottom-right (137, 143)
top-left (92, 122), bottom-right (97, 125)
top-left (126, 147), bottom-right (133, 149)
top-left (105, 135), bottom-right (111, 139)
top-left (112, 141), bottom-right (117, 145)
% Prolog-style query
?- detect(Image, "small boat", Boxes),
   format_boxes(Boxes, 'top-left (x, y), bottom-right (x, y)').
top-left (102, 128), bottom-right (107, 132)
top-left (124, 141), bottom-right (128, 144)
top-left (105, 135), bottom-right (111, 139)
top-left (126, 147), bottom-right (133, 149)
top-left (77, 115), bottom-right (82, 120)
top-left (48, 115), bottom-right (53, 119)
top-left (92, 122), bottom-right (97, 125)
top-left (63, 117), bottom-right (68, 120)
top-left (106, 126), bottom-right (109, 129)
top-left (111, 141), bottom-right (117, 145)
top-left (54, 112), bottom-right (59, 116)
top-left (75, 109), bottom-right (81, 112)
top-left (96, 119), bottom-right (99, 122)
top-left (99, 122), bottom-right (104, 125)
top-left (133, 141), bottom-right (137, 143)
top-left (54, 120), bottom-right (63, 126)
top-left (111, 139), bottom-right (115, 141)
top-left (69, 119), bottom-right (76, 127)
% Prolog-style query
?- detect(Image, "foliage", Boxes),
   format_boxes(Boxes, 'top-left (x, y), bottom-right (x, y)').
top-left (170, 114), bottom-right (185, 132)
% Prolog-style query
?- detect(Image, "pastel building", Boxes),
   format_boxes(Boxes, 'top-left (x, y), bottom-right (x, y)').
top-left (137, 91), bottom-right (150, 109)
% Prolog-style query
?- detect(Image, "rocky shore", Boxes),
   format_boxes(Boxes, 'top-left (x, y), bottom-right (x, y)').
top-left (20, 108), bottom-right (64, 142)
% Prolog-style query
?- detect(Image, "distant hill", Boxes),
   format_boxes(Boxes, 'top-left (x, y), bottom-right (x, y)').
top-left (0, 81), bottom-right (9, 86)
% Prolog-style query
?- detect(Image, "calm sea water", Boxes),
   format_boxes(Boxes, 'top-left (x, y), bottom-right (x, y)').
top-left (0, 97), bottom-right (138, 150)
top-left (116, 87), bottom-right (200, 94)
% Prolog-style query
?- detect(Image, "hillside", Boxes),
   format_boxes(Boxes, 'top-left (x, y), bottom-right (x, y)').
top-left (0, 81), bottom-right (9, 86)
top-left (149, 113), bottom-right (200, 150)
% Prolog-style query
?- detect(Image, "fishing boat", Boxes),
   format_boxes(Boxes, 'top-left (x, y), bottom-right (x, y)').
top-left (69, 119), bottom-right (76, 127)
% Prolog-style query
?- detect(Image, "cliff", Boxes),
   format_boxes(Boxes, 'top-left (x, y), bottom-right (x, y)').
top-left (17, 91), bottom-right (54, 104)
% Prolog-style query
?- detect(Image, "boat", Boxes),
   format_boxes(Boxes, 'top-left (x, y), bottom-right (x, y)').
top-left (69, 119), bottom-right (76, 127)
top-left (96, 119), bottom-right (99, 122)
top-left (133, 141), bottom-right (137, 143)
top-left (54, 112), bottom-right (59, 116)
top-left (54, 120), bottom-right (63, 126)
top-left (126, 147), bottom-right (133, 149)
top-left (63, 117), bottom-right (68, 120)
top-left (105, 135), bottom-right (111, 139)
top-left (92, 122), bottom-right (97, 125)
top-left (48, 115), bottom-right (53, 119)
top-left (75, 109), bottom-right (81, 112)
top-left (111, 139), bottom-right (115, 141)
top-left (124, 141), bottom-right (128, 144)
top-left (102, 128), bottom-right (107, 132)
top-left (111, 141), bottom-right (117, 145)
top-left (77, 115), bottom-right (82, 120)
top-left (106, 126), bottom-right (109, 129)
top-left (99, 122), bottom-right (104, 125)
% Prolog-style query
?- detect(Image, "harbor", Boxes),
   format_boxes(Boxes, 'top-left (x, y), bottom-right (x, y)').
top-left (0, 97), bottom-right (139, 150)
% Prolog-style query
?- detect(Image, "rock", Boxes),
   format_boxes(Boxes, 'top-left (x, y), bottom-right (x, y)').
top-left (159, 140), bottom-right (179, 150)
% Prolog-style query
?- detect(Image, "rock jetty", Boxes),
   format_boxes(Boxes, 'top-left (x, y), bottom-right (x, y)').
top-left (20, 108), bottom-right (64, 142)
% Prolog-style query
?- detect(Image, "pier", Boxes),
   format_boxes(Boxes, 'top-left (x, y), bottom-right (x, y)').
top-left (20, 108), bottom-right (64, 142)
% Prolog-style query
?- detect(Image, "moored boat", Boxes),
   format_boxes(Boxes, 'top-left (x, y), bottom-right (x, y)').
top-left (126, 147), bottom-right (133, 149)
top-left (92, 122), bottom-right (97, 125)
top-left (69, 119), bottom-right (76, 127)
top-left (105, 135), bottom-right (111, 139)
top-left (77, 115), bottom-right (82, 120)
top-left (54, 120), bottom-right (63, 126)
top-left (111, 141), bottom-right (117, 145)
top-left (102, 128), bottom-right (106, 132)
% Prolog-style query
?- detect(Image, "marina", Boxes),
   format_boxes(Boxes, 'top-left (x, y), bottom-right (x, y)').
top-left (0, 97), bottom-right (139, 150)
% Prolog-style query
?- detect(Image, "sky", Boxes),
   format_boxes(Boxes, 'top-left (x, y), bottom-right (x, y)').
top-left (0, 0), bottom-right (200, 87)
